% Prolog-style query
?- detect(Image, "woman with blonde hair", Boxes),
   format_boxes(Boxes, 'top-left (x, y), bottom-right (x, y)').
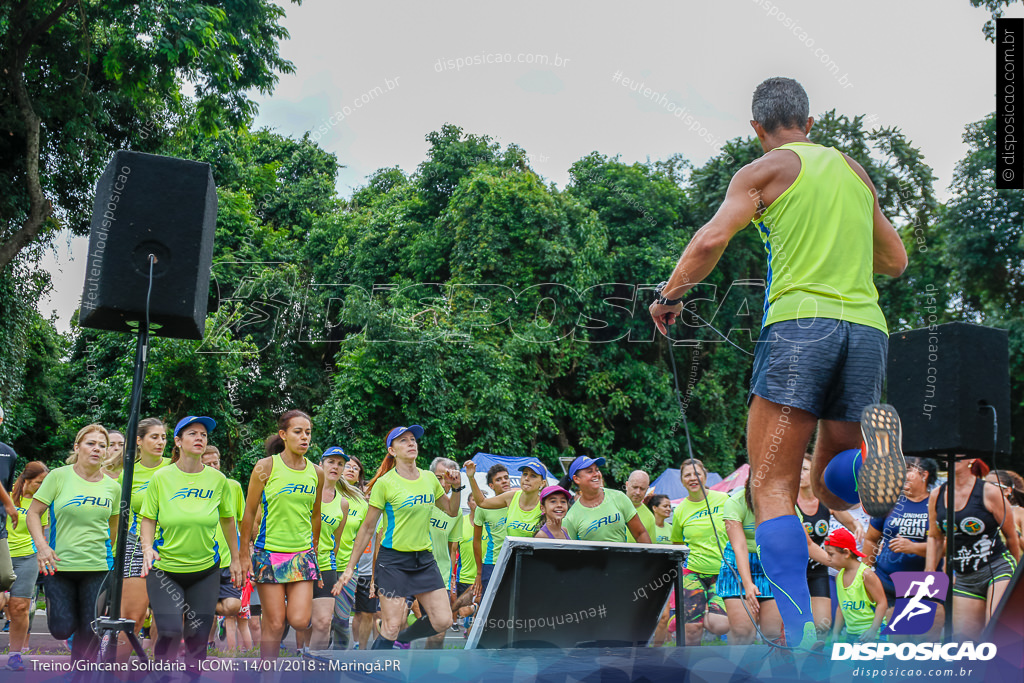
top-left (27, 425), bottom-right (120, 664)
top-left (101, 430), bottom-right (126, 478)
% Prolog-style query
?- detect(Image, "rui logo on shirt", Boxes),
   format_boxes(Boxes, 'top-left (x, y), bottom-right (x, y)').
top-left (398, 494), bottom-right (434, 509)
top-left (586, 513), bottom-right (622, 534)
top-left (61, 495), bottom-right (112, 509)
top-left (322, 513), bottom-right (339, 526)
top-left (507, 521), bottom-right (537, 532)
top-left (171, 488), bottom-right (214, 500)
top-left (280, 483), bottom-right (316, 496)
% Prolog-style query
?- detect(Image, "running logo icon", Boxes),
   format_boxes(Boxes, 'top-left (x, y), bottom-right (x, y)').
top-left (884, 571), bottom-right (949, 635)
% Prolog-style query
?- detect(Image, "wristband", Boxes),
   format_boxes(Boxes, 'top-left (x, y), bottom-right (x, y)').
top-left (451, 485), bottom-right (466, 492)
top-left (653, 281), bottom-right (684, 306)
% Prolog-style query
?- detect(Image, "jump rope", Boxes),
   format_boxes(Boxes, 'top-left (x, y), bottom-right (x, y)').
top-left (666, 337), bottom-right (808, 656)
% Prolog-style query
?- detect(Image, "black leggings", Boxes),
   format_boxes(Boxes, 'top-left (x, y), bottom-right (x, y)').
top-left (44, 571), bottom-right (107, 663)
top-left (146, 564), bottom-right (219, 670)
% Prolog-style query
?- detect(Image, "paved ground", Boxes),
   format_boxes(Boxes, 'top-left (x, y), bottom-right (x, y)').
top-left (0, 611), bottom-right (475, 659)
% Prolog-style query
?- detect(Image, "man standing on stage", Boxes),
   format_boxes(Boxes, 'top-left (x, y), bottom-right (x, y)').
top-left (649, 77), bottom-right (908, 648)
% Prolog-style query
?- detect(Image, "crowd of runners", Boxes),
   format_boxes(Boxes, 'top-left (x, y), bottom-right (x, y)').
top-left (0, 77), bottom-right (1021, 676)
top-left (0, 411), bottom-right (1020, 675)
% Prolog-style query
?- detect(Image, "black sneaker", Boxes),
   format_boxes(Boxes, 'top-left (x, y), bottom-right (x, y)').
top-left (859, 404), bottom-right (907, 518)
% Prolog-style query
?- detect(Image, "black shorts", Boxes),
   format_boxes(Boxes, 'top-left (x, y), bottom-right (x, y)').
top-left (374, 547), bottom-right (444, 601)
top-left (749, 319), bottom-right (886, 421)
top-left (457, 581), bottom-right (474, 597)
top-left (480, 564), bottom-right (495, 593)
top-left (218, 568), bottom-right (242, 601)
top-left (354, 574), bottom-right (379, 614)
top-left (313, 570), bottom-right (337, 599)
top-left (808, 568), bottom-right (830, 598)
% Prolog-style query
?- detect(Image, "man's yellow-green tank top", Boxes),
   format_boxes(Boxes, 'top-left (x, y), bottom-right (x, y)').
top-left (754, 142), bottom-right (886, 334)
top-left (256, 454), bottom-right (318, 552)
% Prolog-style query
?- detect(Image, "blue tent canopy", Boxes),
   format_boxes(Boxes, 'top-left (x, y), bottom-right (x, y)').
top-left (651, 468), bottom-right (722, 500)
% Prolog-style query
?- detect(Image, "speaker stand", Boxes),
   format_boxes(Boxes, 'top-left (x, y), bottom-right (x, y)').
top-left (940, 453), bottom-right (956, 642)
top-left (95, 321), bottom-right (151, 663)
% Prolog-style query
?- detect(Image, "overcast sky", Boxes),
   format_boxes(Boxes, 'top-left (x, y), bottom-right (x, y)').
top-left (40, 0), bottom-right (1021, 329)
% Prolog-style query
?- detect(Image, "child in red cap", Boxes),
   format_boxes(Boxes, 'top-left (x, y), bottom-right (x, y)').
top-left (825, 528), bottom-right (887, 642)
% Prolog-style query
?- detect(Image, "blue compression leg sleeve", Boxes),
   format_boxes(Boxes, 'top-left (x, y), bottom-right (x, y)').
top-left (756, 515), bottom-right (815, 648)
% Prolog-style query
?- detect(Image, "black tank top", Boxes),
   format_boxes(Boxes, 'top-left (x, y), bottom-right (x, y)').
top-left (935, 478), bottom-right (1008, 574)
top-left (801, 498), bottom-right (831, 572)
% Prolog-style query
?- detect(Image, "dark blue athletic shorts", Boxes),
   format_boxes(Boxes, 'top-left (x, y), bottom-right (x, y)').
top-left (748, 318), bottom-right (886, 421)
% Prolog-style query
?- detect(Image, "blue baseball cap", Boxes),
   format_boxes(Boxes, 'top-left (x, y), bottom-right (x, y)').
top-left (518, 459), bottom-right (548, 479)
top-left (385, 425), bottom-right (424, 448)
top-left (321, 446), bottom-right (349, 461)
top-left (568, 455), bottom-right (606, 479)
top-left (174, 416), bottom-right (216, 437)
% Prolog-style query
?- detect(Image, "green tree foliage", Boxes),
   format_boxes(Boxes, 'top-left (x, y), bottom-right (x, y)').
top-left (14, 111), bottom-right (1015, 486)
top-left (0, 0), bottom-right (301, 272)
top-left (969, 0), bottom-right (1018, 41)
top-left (939, 113), bottom-right (1024, 471)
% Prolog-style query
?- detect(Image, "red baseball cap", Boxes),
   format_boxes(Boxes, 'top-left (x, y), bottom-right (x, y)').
top-left (825, 528), bottom-right (865, 557)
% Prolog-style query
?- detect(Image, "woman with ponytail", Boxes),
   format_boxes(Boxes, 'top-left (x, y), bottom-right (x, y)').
top-left (118, 417), bottom-right (169, 659)
top-left (3, 462), bottom-right (48, 671)
top-left (337, 425), bottom-right (462, 650)
top-left (240, 410), bottom-right (324, 661)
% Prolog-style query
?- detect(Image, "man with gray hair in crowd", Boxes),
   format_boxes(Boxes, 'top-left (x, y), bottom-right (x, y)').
top-left (650, 77), bottom-right (908, 649)
top-left (625, 470), bottom-right (656, 544)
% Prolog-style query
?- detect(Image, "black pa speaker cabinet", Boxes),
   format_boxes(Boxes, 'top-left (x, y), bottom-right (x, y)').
top-left (887, 322), bottom-right (1011, 458)
top-left (79, 150), bottom-right (217, 340)
top-left (467, 537), bottom-right (686, 649)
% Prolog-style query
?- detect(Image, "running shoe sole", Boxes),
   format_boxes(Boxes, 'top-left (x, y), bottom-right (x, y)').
top-left (859, 404), bottom-right (907, 518)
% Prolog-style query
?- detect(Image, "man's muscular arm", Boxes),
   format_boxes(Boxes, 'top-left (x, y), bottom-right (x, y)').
top-left (650, 161), bottom-right (769, 334)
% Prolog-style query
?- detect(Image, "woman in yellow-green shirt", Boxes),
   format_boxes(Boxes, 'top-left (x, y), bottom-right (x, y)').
top-left (338, 425), bottom-right (462, 650)
top-left (4, 461), bottom-right (48, 671)
top-left (140, 416), bottom-right (241, 673)
top-left (240, 409), bottom-right (325, 662)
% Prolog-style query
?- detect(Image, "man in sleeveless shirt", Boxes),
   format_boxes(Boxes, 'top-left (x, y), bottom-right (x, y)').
top-left (650, 77), bottom-right (908, 648)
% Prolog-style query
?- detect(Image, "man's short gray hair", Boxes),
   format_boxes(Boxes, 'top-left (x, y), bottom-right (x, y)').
top-left (430, 456), bottom-right (458, 474)
top-left (751, 77), bottom-right (809, 134)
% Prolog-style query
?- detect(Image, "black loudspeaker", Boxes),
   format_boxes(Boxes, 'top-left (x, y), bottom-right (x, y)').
top-left (466, 537), bottom-right (686, 649)
top-left (79, 150), bottom-right (217, 340)
top-left (887, 322), bottom-right (1011, 458)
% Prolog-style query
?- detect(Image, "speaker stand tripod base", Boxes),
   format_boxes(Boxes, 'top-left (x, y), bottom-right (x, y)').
top-left (95, 319), bottom-right (152, 664)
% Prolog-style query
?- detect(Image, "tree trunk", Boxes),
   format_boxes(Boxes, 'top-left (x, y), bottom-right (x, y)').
top-left (0, 0), bottom-right (77, 272)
